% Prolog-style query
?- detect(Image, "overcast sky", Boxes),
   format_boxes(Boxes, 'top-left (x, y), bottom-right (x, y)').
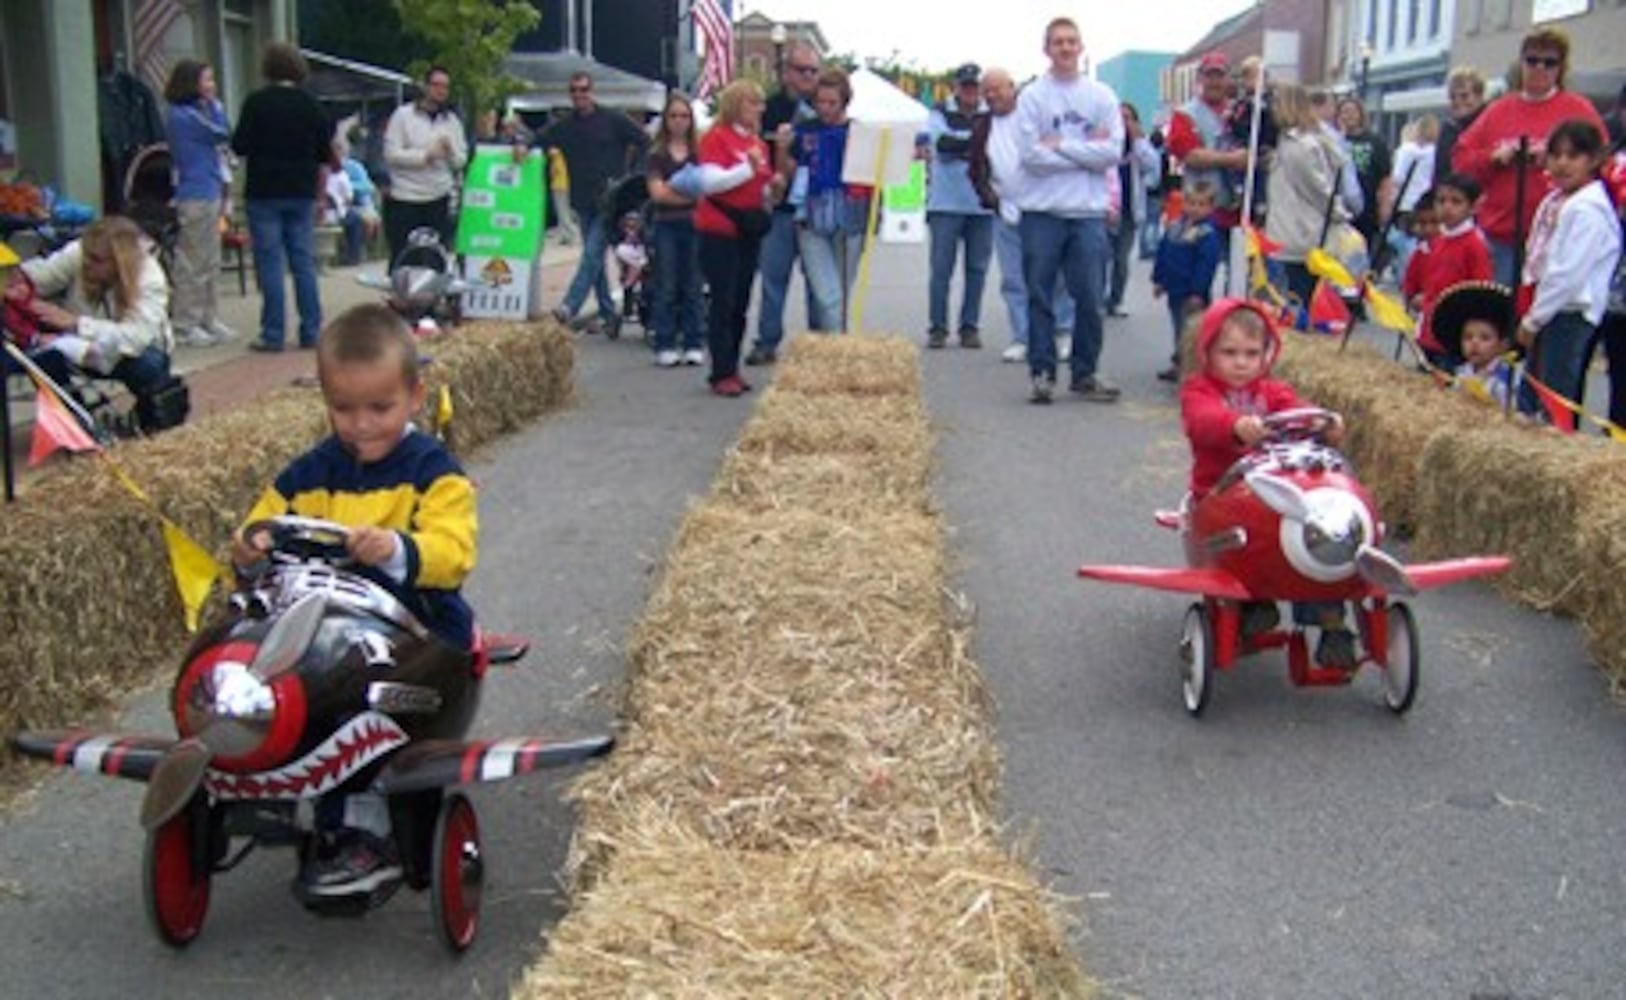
top-left (739, 1), bottom-right (1256, 77)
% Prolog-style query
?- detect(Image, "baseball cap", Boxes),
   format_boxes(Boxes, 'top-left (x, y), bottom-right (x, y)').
top-left (954, 63), bottom-right (981, 86)
top-left (1199, 51), bottom-right (1229, 74)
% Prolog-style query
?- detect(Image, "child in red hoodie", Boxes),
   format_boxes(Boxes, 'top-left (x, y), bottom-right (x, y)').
top-left (1180, 299), bottom-right (1356, 667)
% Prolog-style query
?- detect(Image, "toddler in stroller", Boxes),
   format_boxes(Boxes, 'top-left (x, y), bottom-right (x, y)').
top-left (612, 210), bottom-right (649, 328)
top-left (4, 216), bottom-right (188, 438)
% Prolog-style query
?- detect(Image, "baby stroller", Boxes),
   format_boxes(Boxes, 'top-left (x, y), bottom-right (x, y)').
top-left (356, 228), bottom-right (470, 329)
top-left (601, 174), bottom-right (653, 341)
top-left (122, 143), bottom-right (180, 276)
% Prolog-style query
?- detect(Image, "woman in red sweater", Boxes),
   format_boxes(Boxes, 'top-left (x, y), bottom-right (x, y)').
top-left (1452, 26), bottom-right (1606, 287)
top-left (694, 79), bottom-right (780, 397)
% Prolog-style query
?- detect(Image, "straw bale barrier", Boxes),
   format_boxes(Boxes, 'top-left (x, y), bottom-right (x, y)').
top-left (0, 320), bottom-right (572, 750)
top-left (525, 335), bottom-right (1089, 995)
top-left (517, 841), bottom-right (1090, 998)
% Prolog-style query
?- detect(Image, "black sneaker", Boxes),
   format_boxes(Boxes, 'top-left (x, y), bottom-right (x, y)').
top-left (1239, 601), bottom-right (1280, 639)
top-left (549, 305), bottom-right (572, 326)
top-left (1156, 366), bottom-right (1180, 383)
top-left (744, 346), bottom-right (777, 366)
top-left (302, 832), bottom-right (402, 898)
top-left (958, 326), bottom-right (982, 349)
top-left (603, 312), bottom-right (623, 341)
top-left (927, 327), bottom-right (949, 349)
top-left (1030, 372), bottom-right (1055, 404)
top-left (1069, 374), bottom-right (1122, 402)
top-left (1315, 627), bottom-right (1360, 671)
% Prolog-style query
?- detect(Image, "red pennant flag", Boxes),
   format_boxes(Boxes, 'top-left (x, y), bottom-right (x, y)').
top-left (28, 380), bottom-right (101, 466)
top-left (1308, 280), bottom-right (1351, 334)
top-left (1524, 374), bottom-right (1578, 434)
top-left (1244, 224), bottom-right (1283, 258)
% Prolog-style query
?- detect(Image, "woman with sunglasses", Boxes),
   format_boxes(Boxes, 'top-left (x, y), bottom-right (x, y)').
top-left (1451, 26), bottom-right (1606, 287)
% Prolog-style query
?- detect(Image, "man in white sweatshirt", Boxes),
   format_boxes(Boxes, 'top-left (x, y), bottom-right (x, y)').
top-left (1015, 17), bottom-right (1124, 403)
top-left (383, 67), bottom-right (469, 265)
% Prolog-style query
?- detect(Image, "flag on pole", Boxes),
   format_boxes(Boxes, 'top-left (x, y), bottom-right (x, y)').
top-left (28, 376), bottom-right (102, 467)
top-left (1308, 280), bottom-right (1352, 333)
top-left (693, 0), bottom-right (735, 102)
top-left (133, 0), bottom-right (184, 92)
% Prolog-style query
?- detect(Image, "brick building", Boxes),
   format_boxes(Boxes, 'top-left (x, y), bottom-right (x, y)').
top-left (1163, 0), bottom-right (1329, 107)
top-left (734, 11), bottom-right (829, 81)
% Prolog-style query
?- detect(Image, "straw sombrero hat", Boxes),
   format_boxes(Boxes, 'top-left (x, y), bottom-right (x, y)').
top-left (1432, 281), bottom-right (1514, 360)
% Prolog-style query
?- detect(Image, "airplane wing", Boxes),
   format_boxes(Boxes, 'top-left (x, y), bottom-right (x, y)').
top-left (374, 734), bottom-right (615, 794)
top-left (1404, 556), bottom-right (1513, 592)
top-left (1076, 564), bottom-right (1252, 600)
top-left (10, 730), bottom-right (177, 781)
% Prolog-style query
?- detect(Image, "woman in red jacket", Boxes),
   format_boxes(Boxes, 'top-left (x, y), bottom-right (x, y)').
top-left (694, 80), bottom-right (780, 397)
top-left (1451, 26), bottom-right (1606, 287)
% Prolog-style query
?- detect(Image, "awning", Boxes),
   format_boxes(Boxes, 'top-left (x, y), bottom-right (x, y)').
top-left (301, 48), bottom-right (413, 106)
top-left (504, 52), bottom-right (666, 114)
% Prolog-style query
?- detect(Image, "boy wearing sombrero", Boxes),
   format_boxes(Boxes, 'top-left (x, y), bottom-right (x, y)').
top-left (1434, 280), bottom-right (1522, 408)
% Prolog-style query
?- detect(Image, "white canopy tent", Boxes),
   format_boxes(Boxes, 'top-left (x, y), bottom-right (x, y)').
top-left (846, 68), bottom-right (930, 128)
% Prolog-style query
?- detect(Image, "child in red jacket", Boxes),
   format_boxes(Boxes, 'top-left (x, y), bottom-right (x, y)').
top-left (1406, 173), bottom-right (1494, 368)
top-left (1181, 299), bottom-right (1356, 667)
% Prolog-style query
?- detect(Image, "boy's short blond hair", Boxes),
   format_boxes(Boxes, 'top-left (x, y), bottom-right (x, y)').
top-left (317, 303), bottom-right (420, 386)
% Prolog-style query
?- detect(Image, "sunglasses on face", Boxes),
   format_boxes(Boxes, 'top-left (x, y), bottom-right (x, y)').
top-left (789, 65), bottom-right (819, 75)
top-left (1523, 54), bottom-right (1561, 69)
top-left (570, 85), bottom-right (592, 93)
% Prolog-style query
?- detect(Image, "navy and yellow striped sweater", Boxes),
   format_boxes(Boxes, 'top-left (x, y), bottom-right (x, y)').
top-left (243, 430), bottom-right (477, 649)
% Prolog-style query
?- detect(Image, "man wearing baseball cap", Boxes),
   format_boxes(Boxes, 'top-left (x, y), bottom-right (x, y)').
top-left (921, 61), bottom-right (993, 350)
top-left (1165, 51), bottom-right (1246, 232)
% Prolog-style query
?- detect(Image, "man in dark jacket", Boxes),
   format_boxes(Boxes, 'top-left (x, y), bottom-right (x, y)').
top-left (536, 72), bottom-right (649, 336)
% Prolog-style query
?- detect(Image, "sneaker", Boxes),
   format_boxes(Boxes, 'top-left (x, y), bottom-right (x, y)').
top-left (1029, 372), bottom-right (1055, 404)
top-left (1106, 305), bottom-right (1129, 318)
top-left (655, 349), bottom-right (681, 367)
top-left (744, 346), bottom-right (777, 366)
top-left (549, 305), bottom-right (573, 326)
top-left (711, 375), bottom-right (746, 397)
top-left (1069, 374), bottom-right (1122, 402)
top-left (1001, 343), bottom-right (1027, 364)
top-left (926, 327), bottom-right (949, 349)
top-left (1316, 626), bottom-right (1360, 671)
top-left (1239, 601), bottom-right (1281, 639)
top-left (205, 319), bottom-right (239, 342)
top-left (1156, 365), bottom-right (1180, 383)
top-left (681, 348), bottom-right (706, 366)
top-left (1057, 333), bottom-right (1073, 362)
top-left (303, 833), bottom-right (402, 898)
top-left (247, 339), bottom-right (284, 353)
top-left (174, 326), bottom-right (219, 348)
top-left (958, 326), bottom-right (982, 349)
top-left (603, 313), bottom-right (623, 340)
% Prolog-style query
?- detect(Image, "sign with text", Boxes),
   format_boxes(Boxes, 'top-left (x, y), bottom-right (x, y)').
top-left (458, 144), bottom-right (545, 319)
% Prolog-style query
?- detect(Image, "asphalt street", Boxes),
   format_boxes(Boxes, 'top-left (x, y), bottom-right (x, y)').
top-left (2, 238), bottom-right (1624, 998)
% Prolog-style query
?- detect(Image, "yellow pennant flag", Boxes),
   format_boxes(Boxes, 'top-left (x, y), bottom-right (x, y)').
top-left (1306, 247), bottom-right (1355, 289)
top-left (1460, 376), bottom-right (1496, 406)
top-left (1363, 283), bottom-right (1416, 335)
top-left (162, 518), bottom-right (231, 633)
top-left (435, 385), bottom-right (454, 436)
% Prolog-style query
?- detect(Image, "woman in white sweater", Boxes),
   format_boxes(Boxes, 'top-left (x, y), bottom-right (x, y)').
top-left (1265, 83), bottom-right (1352, 305)
top-left (8, 215), bottom-right (173, 398)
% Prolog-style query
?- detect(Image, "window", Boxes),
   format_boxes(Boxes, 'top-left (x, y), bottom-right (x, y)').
top-left (1428, 0), bottom-right (1441, 37)
top-left (1367, 0), bottom-right (1378, 44)
top-left (1386, 0), bottom-right (1398, 48)
top-left (1407, 0), bottom-right (1420, 43)
top-left (1485, 0), bottom-right (1513, 29)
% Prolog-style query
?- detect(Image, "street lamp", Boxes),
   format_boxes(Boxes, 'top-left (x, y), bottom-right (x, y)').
top-left (770, 22), bottom-right (788, 78)
top-left (1357, 40), bottom-right (1374, 102)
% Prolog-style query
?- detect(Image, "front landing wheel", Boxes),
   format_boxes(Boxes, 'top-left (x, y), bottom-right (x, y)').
top-left (1180, 603), bottom-right (1216, 717)
top-left (431, 792), bottom-right (483, 954)
top-left (1381, 602), bottom-right (1420, 714)
top-left (143, 796), bottom-right (212, 947)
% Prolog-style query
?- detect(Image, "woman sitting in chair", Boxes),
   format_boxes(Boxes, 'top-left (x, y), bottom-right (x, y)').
top-left (5, 215), bottom-right (172, 402)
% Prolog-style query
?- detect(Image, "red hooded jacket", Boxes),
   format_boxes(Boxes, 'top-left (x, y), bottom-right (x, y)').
top-left (1180, 299), bottom-right (1308, 497)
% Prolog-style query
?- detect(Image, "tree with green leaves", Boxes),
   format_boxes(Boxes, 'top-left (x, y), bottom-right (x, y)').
top-left (393, 0), bottom-right (540, 118)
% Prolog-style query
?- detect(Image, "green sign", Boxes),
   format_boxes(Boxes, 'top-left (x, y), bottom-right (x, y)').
top-left (455, 144), bottom-right (545, 258)
top-left (883, 161), bottom-right (926, 213)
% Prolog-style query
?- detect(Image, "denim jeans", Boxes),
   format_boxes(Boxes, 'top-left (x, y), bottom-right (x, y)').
top-left (1021, 212), bottom-right (1107, 379)
top-left (994, 218), bottom-right (1072, 345)
top-left (1524, 311), bottom-right (1596, 428)
top-left (1487, 237), bottom-right (1518, 289)
top-left (754, 211), bottom-right (812, 352)
top-left (247, 197), bottom-right (322, 348)
top-left (796, 224), bottom-right (863, 332)
top-left (562, 206), bottom-right (616, 318)
top-left (927, 211), bottom-right (994, 332)
top-left (1138, 198), bottom-right (1163, 259)
top-left (1106, 208), bottom-right (1137, 310)
top-left (29, 343), bottom-right (169, 401)
top-left (698, 232), bottom-right (763, 382)
top-left (651, 217), bottom-right (705, 352)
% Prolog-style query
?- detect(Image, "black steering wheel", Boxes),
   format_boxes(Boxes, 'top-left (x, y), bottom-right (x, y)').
top-left (243, 515), bottom-right (353, 566)
top-left (1261, 407), bottom-right (1340, 444)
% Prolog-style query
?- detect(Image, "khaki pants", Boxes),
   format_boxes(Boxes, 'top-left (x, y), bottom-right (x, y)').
top-left (172, 198), bottom-right (222, 329)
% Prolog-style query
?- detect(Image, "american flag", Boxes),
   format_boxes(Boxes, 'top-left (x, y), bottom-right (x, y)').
top-left (133, 0), bottom-right (184, 91)
top-left (692, 0), bottom-right (734, 102)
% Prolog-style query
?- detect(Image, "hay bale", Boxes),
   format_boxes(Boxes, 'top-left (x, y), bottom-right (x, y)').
top-left (1575, 502), bottom-right (1626, 691)
top-left (774, 334), bottom-right (921, 397)
top-left (0, 321), bottom-right (572, 750)
top-left (712, 447), bottom-right (932, 519)
top-left (518, 842), bottom-right (1093, 998)
top-left (734, 388), bottom-right (931, 467)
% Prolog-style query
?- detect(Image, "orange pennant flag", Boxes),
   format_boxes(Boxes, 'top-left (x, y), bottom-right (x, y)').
top-left (28, 379), bottom-right (101, 466)
top-left (1244, 224), bottom-right (1283, 259)
top-left (1524, 374), bottom-right (1578, 434)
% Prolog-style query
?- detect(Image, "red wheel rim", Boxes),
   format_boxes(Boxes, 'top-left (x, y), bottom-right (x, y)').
top-left (148, 812), bottom-right (209, 945)
top-left (437, 797), bottom-right (481, 950)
